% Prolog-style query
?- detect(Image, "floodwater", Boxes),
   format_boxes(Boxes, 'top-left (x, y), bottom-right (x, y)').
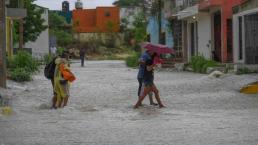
top-left (1, 60), bottom-right (258, 145)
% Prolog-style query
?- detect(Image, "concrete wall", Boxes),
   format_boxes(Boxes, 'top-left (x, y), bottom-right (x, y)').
top-left (74, 33), bottom-right (123, 47)
top-left (25, 7), bottom-right (49, 59)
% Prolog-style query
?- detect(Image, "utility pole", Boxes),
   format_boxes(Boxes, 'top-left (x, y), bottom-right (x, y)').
top-left (0, 0), bottom-right (7, 88)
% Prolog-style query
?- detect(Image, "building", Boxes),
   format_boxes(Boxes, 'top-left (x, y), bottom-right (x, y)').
top-left (72, 6), bottom-right (120, 33)
top-left (176, 0), bottom-right (211, 62)
top-left (24, 6), bottom-right (49, 58)
top-left (51, 1), bottom-right (72, 25)
top-left (62, 1), bottom-right (69, 12)
top-left (166, 0), bottom-right (244, 63)
top-left (233, 0), bottom-right (258, 69)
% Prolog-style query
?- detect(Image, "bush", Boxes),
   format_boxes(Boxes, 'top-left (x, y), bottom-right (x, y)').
top-left (8, 51), bottom-right (39, 73)
top-left (43, 54), bottom-right (54, 65)
top-left (189, 55), bottom-right (217, 73)
top-left (7, 51), bottom-right (39, 82)
top-left (126, 52), bottom-right (140, 67)
top-left (237, 67), bottom-right (253, 75)
top-left (10, 68), bottom-right (31, 82)
top-left (57, 47), bottom-right (65, 56)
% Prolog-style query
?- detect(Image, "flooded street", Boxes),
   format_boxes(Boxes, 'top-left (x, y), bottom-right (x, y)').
top-left (1, 60), bottom-right (258, 145)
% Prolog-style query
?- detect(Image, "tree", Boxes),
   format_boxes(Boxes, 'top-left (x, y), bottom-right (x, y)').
top-left (49, 12), bottom-right (67, 30)
top-left (132, 11), bottom-right (147, 43)
top-left (20, 0), bottom-right (47, 44)
top-left (49, 11), bottom-right (73, 47)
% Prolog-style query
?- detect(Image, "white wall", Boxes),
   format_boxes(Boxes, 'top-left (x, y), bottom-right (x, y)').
top-left (197, 12), bottom-right (212, 59)
top-left (25, 7), bottom-right (49, 59)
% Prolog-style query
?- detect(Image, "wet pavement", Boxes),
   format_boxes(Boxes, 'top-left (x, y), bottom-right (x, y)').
top-left (1, 60), bottom-right (258, 145)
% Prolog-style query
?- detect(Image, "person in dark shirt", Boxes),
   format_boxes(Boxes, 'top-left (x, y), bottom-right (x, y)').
top-left (134, 53), bottom-right (165, 109)
top-left (79, 48), bottom-right (86, 67)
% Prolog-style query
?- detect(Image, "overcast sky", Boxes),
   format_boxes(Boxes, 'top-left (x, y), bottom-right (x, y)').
top-left (34, 0), bottom-right (116, 10)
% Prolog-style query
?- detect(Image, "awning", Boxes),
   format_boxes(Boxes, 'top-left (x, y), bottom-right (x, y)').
top-left (177, 5), bottom-right (199, 20)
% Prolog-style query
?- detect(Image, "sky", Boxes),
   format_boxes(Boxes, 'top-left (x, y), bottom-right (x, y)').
top-left (34, 0), bottom-right (116, 10)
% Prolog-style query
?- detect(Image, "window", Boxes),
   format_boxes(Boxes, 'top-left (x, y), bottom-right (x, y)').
top-left (105, 12), bottom-right (111, 17)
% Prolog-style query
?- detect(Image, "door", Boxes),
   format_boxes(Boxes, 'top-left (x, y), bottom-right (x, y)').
top-left (245, 13), bottom-right (258, 64)
top-left (227, 19), bottom-right (233, 62)
top-left (190, 22), bottom-right (198, 57)
top-left (213, 12), bottom-right (222, 62)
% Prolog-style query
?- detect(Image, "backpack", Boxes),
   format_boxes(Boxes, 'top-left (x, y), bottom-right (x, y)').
top-left (44, 57), bottom-right (57, 79)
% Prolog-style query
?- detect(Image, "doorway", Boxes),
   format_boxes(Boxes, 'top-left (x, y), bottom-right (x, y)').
top-left (213, 11), bottom-right (222, 62)
top-left (227, 18), bottom-right (233, 62)
top-left (190, 22), bottom-right (198, 57)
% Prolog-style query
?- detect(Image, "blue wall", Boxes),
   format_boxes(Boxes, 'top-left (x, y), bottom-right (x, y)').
top-left (147, 12), bottom-right (173, 48)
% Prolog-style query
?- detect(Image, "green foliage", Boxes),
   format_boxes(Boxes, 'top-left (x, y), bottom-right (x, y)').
top-left (43, 54), bottom-right (54, 65)
top-left (106, 21), bottom-right (114, 32)
top-left (12, 21), bottom-right (19, 44)
top-left (49, 12), bottom-right (67, 29)
top-left (126, 52), bottom-right (141, 67)
top-left (57, 47), bottom-right (65, 56)
top-left (132, 11), bottom-right (147, 43)
top-left (189, 55), bottom-right (217, 73)
top-left (10, 68), bottom-right (31, 82)
top-left (236, 67), bottom-right (254, 75)
top-left (51, 30), bottom-right (73, 47)
top-left (49, 11), bottom-right (73, 47)
top-left (8, 51), bottom-right (39, 73)
top-left (15, 0), bottom-right (47, 43)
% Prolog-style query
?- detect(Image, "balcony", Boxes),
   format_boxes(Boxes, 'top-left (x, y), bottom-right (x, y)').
top-left (7, 8), bottom-right (27, 19)
top-left (6, 0), bottom-right (26, 19)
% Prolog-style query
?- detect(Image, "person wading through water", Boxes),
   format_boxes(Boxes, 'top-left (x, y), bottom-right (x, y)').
top-left (134, 52), bottom-right (165, 109)
top-left (137, 49), bottom-right (158, 106)
top-left (54, 52), bottom-right (76, 108)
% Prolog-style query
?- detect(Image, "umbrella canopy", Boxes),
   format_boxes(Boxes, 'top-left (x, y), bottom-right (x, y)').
top-left (142, 42), bottom-right (175, 55)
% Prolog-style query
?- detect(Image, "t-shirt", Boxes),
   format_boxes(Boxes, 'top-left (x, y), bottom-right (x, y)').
top-left (143, 59), bottom-right (154, 82)
top-left (137, 52), bottom-right (151, 79)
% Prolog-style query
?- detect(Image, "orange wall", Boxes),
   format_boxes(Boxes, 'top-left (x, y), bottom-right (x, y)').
top-left (73, 7), bottom-right (120, 33)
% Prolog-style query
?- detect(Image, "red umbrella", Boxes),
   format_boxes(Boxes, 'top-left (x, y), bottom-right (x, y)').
top-left (142, 42), bottom-right (175, 55)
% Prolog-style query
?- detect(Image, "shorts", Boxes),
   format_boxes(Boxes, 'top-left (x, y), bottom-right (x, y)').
top-left (143, 78), bottom-right (154, 87)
